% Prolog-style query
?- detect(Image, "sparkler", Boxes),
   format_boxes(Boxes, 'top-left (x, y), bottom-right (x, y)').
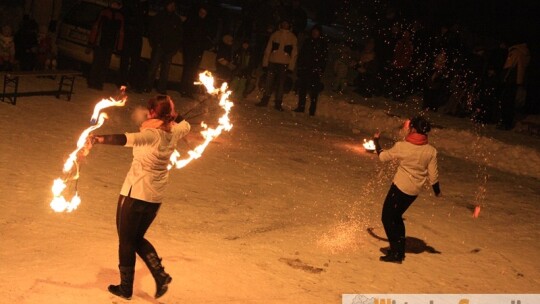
top-left (50, 88), bottom-right (127, 212)
top-left (168, 71), bottom-right (234, 170)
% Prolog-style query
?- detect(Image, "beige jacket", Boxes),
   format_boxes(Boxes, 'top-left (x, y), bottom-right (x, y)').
top-left (503, 43), bottom-right (531, 85)
top-left (379, 141), bottom-right (439, 196)
top-left (120, 121), bottom-right (191, 203)
top-left (263, 29), bottom-right (298, 70)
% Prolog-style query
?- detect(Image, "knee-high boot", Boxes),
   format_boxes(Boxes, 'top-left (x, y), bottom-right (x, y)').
top-left (108, 266), bottom-right (135, 299)
top-left (142, 252), bottom-right (172, 299)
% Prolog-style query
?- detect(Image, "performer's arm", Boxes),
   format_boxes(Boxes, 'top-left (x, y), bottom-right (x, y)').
top-left (373, 131), bottom-right (383, 155)
top-left (428, 151), bottom-right (441, 196)
top-left (92, 134), bottom-right (127, 145)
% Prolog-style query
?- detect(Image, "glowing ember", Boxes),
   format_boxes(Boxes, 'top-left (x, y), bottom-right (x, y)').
top-left (363, 139), bottom-right (376, 152)
top-left (168, 71), bottom-right (234, 170)
top-left (51, 90), bottom-right (127, 212)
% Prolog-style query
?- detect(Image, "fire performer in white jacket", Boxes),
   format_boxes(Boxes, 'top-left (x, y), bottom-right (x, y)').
top-left (373, 116), bottom-right (441, 264)
top-left (88, 95), bottom-right (190, 299)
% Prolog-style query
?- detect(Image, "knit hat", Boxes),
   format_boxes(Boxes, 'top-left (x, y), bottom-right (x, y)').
top-left (409, 116), bottom-right (431, 134)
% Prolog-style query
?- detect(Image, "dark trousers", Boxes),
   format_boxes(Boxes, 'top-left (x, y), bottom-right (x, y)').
top-left (116, 195), bottom-right (161, 267)
top-left (498, 83), bottom-right (517, 130)
top-left (180, 47), bottom-right (203, 94)
top-left (381, 184), bottom-right (417, 245)
top-left (146, 47), bottom-right (175, 92)
top-left (297, 71), bottom-right (322, 115)
top-left (88, 46), bottom-right (114, 88)
top-left (261, 62), bottom-right (288, 106)
top-left (119, 34), bottom-right (143, 88)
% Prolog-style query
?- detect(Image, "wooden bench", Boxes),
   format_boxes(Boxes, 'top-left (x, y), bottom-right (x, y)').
top-left (1, 70), bottom-right (82, 105)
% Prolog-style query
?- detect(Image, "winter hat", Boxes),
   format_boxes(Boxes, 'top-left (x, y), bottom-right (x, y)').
top-left (409, 116), bottom-right (431, 134)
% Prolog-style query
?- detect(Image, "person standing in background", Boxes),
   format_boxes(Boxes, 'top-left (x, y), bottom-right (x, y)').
top-left (256, 19), bottom-right (298, 111)
top-left (144, 0), bottom-right (182, 95)
top-left (180, 4), bottom-right (211, 98)
top-left (87, 0), bottom-right (124, 90)
top-left (293, 24), bottom-right (327, 116)
top-left (119, 0), bottom-right (148, 92)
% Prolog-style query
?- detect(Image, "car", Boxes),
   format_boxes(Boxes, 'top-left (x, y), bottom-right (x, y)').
top-left (56, 0), bottom-right (216, 83)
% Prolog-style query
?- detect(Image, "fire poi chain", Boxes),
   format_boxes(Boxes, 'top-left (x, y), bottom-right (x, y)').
top-left (50, 71), bottom-right (234, 213)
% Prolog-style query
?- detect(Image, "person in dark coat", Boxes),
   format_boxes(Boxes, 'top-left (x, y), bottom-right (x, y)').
top-left (14, 18), bottom-right (38, 71)
top-left (179, 4), bottom-right (211, 97)
top-left (353, 38), bottom-right (379, 98)
top-left (119, 0), bottom-right (148, 91)
top-left (87, 0), bottom-right (124, 90)
top-left (293, 24), bottom-right (327, 116)
top-left (144, 0), bottom-right (182, 94)
top-left (214, 34), bottom-right (234, 84)
top-left (230, 39), bottom-right (255, 99)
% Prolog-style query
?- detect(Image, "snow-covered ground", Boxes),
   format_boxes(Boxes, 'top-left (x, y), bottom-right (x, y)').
top-left (0, 76), bottom-right (539, 304)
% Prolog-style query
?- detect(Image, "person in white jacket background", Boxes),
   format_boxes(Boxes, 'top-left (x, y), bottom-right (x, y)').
top-left (88, 95), bottom-right (190, 299)
top-left (256, 18), bottom-right (298, 111)
top-left (373, 116), bottom-right (441, 264)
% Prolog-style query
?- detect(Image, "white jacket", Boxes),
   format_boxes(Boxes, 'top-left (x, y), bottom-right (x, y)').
top-left (379, 141), bottom-right (439, 196)
top-left (120, 121), bottom-right (190, 203)
top-left (263, 29), bottom-right (298, 70)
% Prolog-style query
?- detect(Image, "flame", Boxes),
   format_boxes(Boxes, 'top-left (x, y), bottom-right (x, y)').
top-left (363, 139), bottom-right (376, 152)
top-left (51, 93), bottom-right (127, 213)
top-left (168, 71), bottom-right (234, 170)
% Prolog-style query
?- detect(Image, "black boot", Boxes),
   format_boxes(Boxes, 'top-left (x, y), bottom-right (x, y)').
top-left (108, 266), bottom-right (134, 300)
top-left (274, 100), bottom-right (284, 111)
top-left (293, 106), bottom-right (304, 112)
top-left (255, 96), bottom-right (269, 107)
top-left (142, 252), bottom-right (172, 299)
top-left (309, 100), bottom-right (317, 116)
top-left (379, 239), bottom-right (404, 264)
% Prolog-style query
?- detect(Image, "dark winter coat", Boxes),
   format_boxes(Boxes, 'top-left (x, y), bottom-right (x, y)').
top-left (89, 7), bottom-right (124, 51)
top-left (232, 47), bottom-right (253, 77)
top-left (296, 36), bottom-right (328, 77)
top-left (148, 10), bottom-right (183, 53)
top-left (182, 14), bottom-right (211, 55)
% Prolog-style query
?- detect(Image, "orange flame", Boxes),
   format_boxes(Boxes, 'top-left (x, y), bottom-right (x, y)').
top-left (51, 93), bottom-right (127, 213)
top-left (363, 139), bottom-right (376, 152)
top-left (168, 71), bottom-right (234, 170)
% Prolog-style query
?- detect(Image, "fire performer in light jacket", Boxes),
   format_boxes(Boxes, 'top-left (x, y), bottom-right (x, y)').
top-left (373, 116), bottom-right (441, 264)
top-left (87, 95), bottom-right (190, 299)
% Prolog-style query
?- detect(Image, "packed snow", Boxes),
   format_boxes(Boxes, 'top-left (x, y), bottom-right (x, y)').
top-left (0, 76), bottom-right (539, 303)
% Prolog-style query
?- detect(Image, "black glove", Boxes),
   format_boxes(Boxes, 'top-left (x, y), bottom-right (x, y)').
top-left (174, 114), bottom-right (185, 123)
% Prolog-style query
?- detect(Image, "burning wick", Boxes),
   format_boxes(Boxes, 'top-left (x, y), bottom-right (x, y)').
top-left (50, 89), bottom-right (127, 213)
top-left (168, 71), bottom-right (234, 170)
top-left (363, 139), bottom-right (376, 153)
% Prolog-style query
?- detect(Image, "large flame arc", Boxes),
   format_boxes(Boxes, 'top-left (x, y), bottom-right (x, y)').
top-left (168, 71), bottom-right (234, 170)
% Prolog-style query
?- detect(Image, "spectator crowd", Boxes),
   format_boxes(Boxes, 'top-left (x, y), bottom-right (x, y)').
top-left (0, 0), bottom-right (537, 130)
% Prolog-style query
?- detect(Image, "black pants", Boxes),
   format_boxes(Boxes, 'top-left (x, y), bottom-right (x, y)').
top-left (116, 195), bottom-right (161, 267)
top-left (146, 47), bottom-right (175, 92)
top-left (180, 47), bottom-right (203, 94)
top-left (297, 70), bottom-right (322, 115)
top-left (261, 62), bottom-right (288, 106)
top-left (88, 46), bottom-right (114, 88)
top-left (381, 184), bottom-right (417, 244)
